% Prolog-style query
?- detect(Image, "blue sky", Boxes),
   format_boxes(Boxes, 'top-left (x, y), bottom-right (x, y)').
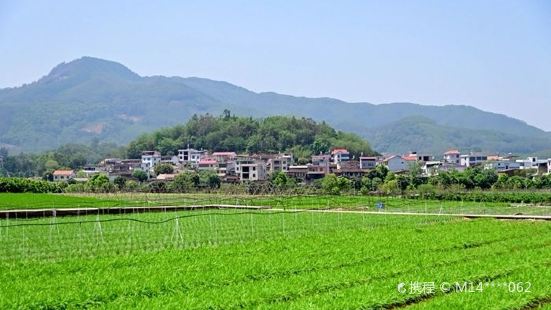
top-left (1, 0), bottom-right (550, 130)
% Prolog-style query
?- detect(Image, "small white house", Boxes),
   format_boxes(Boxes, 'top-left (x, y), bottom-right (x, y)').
top-left (141, 151), bottom-right (161, 172)
top-left (52, 170), bottom-right (75, 182)
top-left (178, 148), bottom-right (206, 166)
top-left (383, 156), bottom-right (409, 172)
top-left (443, 149), bottom-right (461, 164)
top-left (331, 148), bottom-right (350, 164)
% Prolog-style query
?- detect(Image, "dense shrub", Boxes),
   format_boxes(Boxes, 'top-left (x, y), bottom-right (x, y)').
top-left (0, 177), bottom-right (63, 193)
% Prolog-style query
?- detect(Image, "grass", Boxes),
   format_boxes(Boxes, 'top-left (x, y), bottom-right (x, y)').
top-left (1, 192), bottom-right (550, 215)
top-left (0, 209), bottom-right (549, 309)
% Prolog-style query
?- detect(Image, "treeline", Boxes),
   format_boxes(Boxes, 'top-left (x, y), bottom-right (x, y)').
top-left (0, 141), bottom-right (126, 178)
top-left (0, 178), bottom-right (63, 193)
top-left (127, 112), bottom-right (376, 162)
top-left (316, 164), bottom-right (551, 203)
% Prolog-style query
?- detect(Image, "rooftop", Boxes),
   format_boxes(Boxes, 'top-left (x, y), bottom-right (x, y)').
top-left (53, 170), bottom-right (74, 176)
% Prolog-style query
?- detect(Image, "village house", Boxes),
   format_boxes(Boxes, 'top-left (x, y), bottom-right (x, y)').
top-left (516, 157), bottom-right (549, 174)
top-left (306, 164), bottom-right (327, 180)
top-left (403, 152), bottom-right (432, 162)
top-left (98, 158), bottom-right (141, 178)
top-left (53, 170), bottom-right (75, 182)
top-left (141, 151), bottom-right (161, 172)
top-left (383, 155), bottom-right (409, 172)
top-left (335, 161), bottom-right (363, 178)
top-left (287, 165), bottom-right (309, 181)
top-left (311, 154), bottom-right (331, 173)
top-left (484, 160), bottom-right (521, 173)
top-left (268, 154), bottom-right (293, 173)
top-left (197, 158), bottom-right (219, 171)
top-left (422, 161), bottom-right (443, 177)
top-left (210, 152), bottom-right (237, 177)
top-left (212, 152), bottom-right (237, 162)
top-left (443, 149), bottom-right (461, 164)
top-left (234, 158), bottom-right (267, 182)
top-left (331, 148), bottom-right (350, 164)
top-left (460, 153), bottom-right (488, 167)
top-left (359, 156), bottom-right (378, 170)
top-left (178, 148), bottom-right (206, 166)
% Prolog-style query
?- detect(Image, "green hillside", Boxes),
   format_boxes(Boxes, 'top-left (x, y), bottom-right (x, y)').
top-left (365, 116), bottom-right (551, 155)
top-left (1, 56), bottom-right (550, 154)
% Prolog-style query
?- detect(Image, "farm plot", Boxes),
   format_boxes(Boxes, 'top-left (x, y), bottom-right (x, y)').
top-left (4, 192), bottom-right (550, 216)
top-left (0, 209), bottom-right (550, 309)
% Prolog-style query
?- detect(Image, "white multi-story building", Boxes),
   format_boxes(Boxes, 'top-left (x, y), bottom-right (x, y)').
top-left (141, 151), bottom-right (161, 172)
top-left (331, 148), bottom-right (350, 164)
top-left (443, 149), bottom-right (461, 164)
top-left (178, 148), bottom-right (206, 166)
top-left (460, 153), bottom-right (488, 167)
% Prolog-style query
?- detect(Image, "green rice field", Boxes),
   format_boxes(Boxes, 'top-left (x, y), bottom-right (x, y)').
top-left (1, 193), bottom-right (551, 215)
top-left (0, 207), bottom-right (550, 309)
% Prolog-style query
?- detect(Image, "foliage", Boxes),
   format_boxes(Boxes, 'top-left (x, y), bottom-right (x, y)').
top-left (154, 163), bottom-right (174, 175)
top-left (0, 142), bottom-right (125, 177)
top-left (132, 169), bottom-right (148, 183)
top-left (113, 176), bottom-right (127, 190)
top-left (169, 173), bottom-right (196, 193)
top-left (0, 210), bottom-right (548, 308)
top-left (0, 177), bottom-right (63, 193)
top-left (127, 113), bottom-right (376, 159)
top-left (87, 174), bottom-right (114, 193)
top-left (321, 174), bottom-right (351, 195)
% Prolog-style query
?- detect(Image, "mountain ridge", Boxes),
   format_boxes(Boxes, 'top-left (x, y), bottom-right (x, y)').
top-left (1, 56), bottom-right (549, 155)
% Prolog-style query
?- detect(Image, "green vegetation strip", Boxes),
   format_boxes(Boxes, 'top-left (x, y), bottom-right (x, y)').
top-left (0, 209), bottom-right (549, 309)
top-left (2, 193), bottom-right (550, 216)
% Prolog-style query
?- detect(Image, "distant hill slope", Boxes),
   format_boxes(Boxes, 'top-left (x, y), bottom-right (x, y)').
top-left (1, 56), bottom-right (549, 154)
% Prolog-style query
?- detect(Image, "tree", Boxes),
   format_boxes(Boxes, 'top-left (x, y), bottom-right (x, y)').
top-left (154, 163), bottom-right (174, 175)
top-left (170, 172), bottom-right (196, 192)
top-left (114, 176), bottom-right (127, 190)
top-left (271, 171), bottom-right (290, 190)
top-left (207, 174), bottom-right (221, 189)
top-left (44, 159), bottom-right (59, 171)
top-left (321, 174), bottom-right (351, 195)
top-left (88, 174), bottom-right (111, 192)
top-left (380, 179), bottom-right (399, 195)
top-left (132, 169), bottom-right (148, 183)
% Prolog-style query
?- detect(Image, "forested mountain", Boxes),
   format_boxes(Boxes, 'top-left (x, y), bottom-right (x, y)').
top-left (1, 56), bottom-right (550, 154)
top-left (127, 114), bottom-right (375, 162)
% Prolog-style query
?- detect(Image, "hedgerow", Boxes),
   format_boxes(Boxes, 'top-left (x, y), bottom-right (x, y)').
top-left (0, 177), bottom-right (63, 193)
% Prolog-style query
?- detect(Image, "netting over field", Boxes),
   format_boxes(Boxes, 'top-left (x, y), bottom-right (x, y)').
top-left (2, 193), bottom-right (550, 216)
top-left (0, 209), bottom-right (455, 262)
